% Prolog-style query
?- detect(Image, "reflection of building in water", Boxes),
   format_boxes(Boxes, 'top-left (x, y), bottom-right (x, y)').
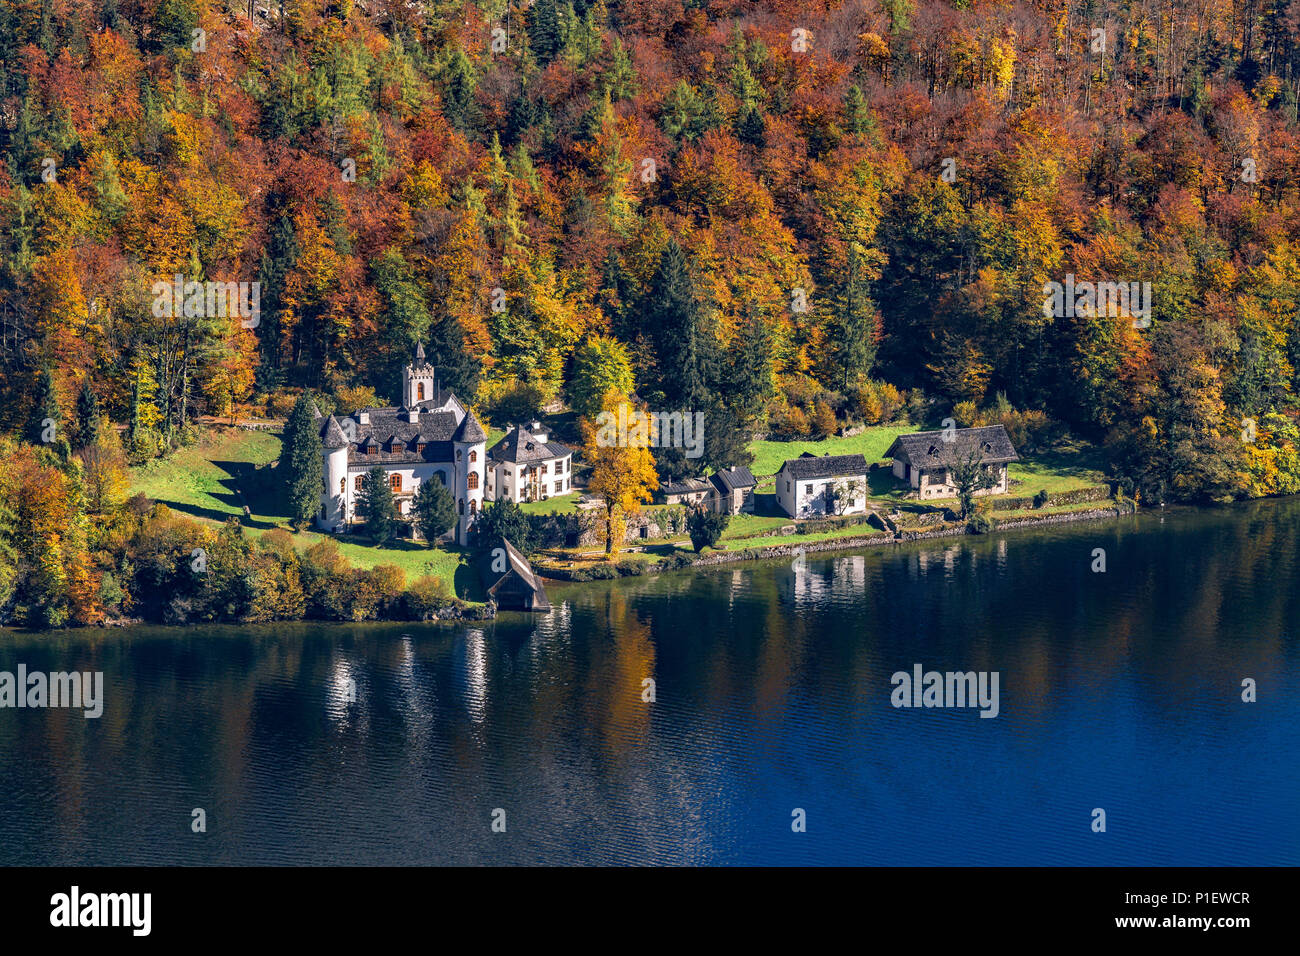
top-left (829, 555), bottom-right (867, 595)
top-left (996, 538), bottom-right (1008, 568)
top-left (325, 655), bottom-right (358, 726)
top-left (458, 628), bottom-right (488, 723)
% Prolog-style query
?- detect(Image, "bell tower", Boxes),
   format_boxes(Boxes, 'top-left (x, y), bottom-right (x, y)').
top-left (403, 342), bottom-right (437, 406)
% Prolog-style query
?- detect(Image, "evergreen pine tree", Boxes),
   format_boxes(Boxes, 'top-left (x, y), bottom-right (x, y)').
top-left (27, 365), bottom-right (60, 448)
top-left (834, 245), bottom-right (881, 390)
top-left (527, 0), bottom-right (564, 65)
top-left (442, 49), bottom-right (478, 132)
top-left (597, 250), bottom-right (635, 339)
top-left (644, 240), bottom-right (714, 409)
top-left (358, 467), bottom-right (398, 545)
top-left (281, 393), bottom-right (324, 527)
top-left (71, 379), bottom-right (101, 451)
top-left (427, 310), bottom-right (480, 399)
top-left (412, 479), bottom-right (457, 544)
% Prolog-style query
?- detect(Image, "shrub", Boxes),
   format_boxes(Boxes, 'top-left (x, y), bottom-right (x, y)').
top-left (967, 512), bottom-right (994, 534)
top-left (811, 399), bottom-right (838, 437)
top-left (1033, 489), bottom-right (1049, 508)
top-left (686, 507), bottom-right (729, 552)
top-left (769, 404), bottom-right (811, 439)
top-left (405, 574), bottom-right (454, 618)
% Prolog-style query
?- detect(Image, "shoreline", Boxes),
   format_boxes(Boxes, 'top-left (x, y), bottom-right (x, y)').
top-left (541, 504), bottom-right (1131, 583)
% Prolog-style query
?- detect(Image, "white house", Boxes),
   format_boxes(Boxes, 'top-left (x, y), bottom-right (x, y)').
top-left (315, 343), bottom-right (487, 545)
top-left (884, 425), bottom-right (1019, 500)
top-left (775, 453), bottom-right (870, 518)
top-left (485, 421), bottom-right (573, 503)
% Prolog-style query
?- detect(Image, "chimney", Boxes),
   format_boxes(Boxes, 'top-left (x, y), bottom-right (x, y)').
top-left (530, 420), bottom-right (548, 443)
top-left (357, 410), bottom-right (369, 426)
top-left (406, 407), bottom-right (419, 424)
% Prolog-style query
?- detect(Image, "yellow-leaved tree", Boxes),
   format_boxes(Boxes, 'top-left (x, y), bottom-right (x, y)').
top-left (583, 390), bottom-right (659, 558)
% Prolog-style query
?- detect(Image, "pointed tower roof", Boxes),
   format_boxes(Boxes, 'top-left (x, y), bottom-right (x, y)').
top-left (453, 409), bottom-right (488, 443)
top-left (414, 341), bottom-right (426, 362)
top-left (321, 414), bottom-right (350, 448)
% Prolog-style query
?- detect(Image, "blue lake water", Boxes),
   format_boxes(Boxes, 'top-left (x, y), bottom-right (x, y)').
top-left (1, 500), bottom-right (1297, 865)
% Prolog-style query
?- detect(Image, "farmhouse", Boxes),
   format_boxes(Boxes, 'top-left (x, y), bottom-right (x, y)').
top-left (315, 343), bottom-right (487, 544)
top-left (708, 465), bottom-right (757, 515)
top-left (775, 453), bottom-right (869, 518)
top-left (486, 421), bottom-right (573, 504)
top-left (658, 476), bottom-right (714, 506)
top-left (885, 425), bottom-right (1019, 500)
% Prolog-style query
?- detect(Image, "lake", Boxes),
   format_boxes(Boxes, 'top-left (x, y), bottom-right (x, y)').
top-left (1, 500), bottom-right (1297, 865)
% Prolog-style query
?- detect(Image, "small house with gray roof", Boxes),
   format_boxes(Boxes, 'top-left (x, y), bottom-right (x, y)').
top-left (485, 421), bottom-right (573, 504)
top-left (708, 465), bottom-right (757, 514)
top-left (776, 453), bottom-right (870, 518)
top-left (885, 425), bottom-right (1019, 500)
top-left (315, 342), bottom-right (487, 544)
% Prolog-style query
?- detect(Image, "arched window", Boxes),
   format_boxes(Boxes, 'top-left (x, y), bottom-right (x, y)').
top-left (467, 472), bottom-right (479, 490)
top-left (469, 450), bottom-right (477, 463)
top-left (469, 499), bottom-right (477, 515)
top-left (339, 478), bottom-right (345, 494)
top-left (417, 382), bottom-right (425, 401)
top-left (433, 470), bottom-right (446, 485)
top-left (456, 449), bottom-right (463, 461)
top-left (458, 499), bottom-right (465, 515)
top-left (354, 475), bottom-right (363, 492)
top-left (390, 473), bottom-right (402, 493)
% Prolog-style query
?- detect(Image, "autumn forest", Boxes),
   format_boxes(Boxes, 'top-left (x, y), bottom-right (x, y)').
top-left (3, 0), bottom-right (1300, 626)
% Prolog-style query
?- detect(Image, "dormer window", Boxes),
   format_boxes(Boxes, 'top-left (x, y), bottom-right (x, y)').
top-left (416, 443), bottom-right (426, 454)
top-left (392, 441), bottom-right (404, 453)
top-left (983, 441), bottom-right (993, 452)
top-left (927, 445), bottom-right (939, 456)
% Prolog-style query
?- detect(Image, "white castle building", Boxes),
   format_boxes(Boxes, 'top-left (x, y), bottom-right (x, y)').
top-left (315, 343), bottom-right (487, 544)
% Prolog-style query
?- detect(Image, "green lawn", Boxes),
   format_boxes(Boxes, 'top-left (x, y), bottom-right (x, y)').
top-left (129, 427), bottom-right (283, 524)
top-left (128, 426), bottom-right (481, 600)
top-left (518, 491), bottom-right (580, 514)
top-left (1004, 440), bottom-right (1108, 497)
top-left (747, 425), bottom-right (918, 478)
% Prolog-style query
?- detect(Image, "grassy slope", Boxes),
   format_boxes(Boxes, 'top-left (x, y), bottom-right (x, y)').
top-left (129, 425), bottom-right (1109, 588)
top-left (747, 425), bottom-right (918, 477)
top-left (128, 427), bottom-right (483, 600)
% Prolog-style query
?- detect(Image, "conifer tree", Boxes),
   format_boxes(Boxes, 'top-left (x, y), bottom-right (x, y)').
top-left (427, 310), bottom-right (480, 399)
top-left (27, 365), bottom-right (60, 448)
top-left (357, 467), bottom-right (398, 545)
top-left (281, 393), bottom-right (324, 528)
top-left (71, 379), bottom-right (101, 451)
top-left (644, 240), bottom-right (714, 409)
top-left (412, 479), bottom-right (456, 544)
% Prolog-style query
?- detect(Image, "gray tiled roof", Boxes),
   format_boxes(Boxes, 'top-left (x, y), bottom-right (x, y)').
top-left (488, 424), bottom-right (572, 464)
top-left (660, 477), bottom-right (714, 496)
top-left (709, 465), bottom-right (756, 493)
top-left (453, 410), bottom-right (488, 443)
top-left (779, 453), bottom-right (870, 480)
top-left (886, 425), bottom-right (1019, 467)
top-left (321, 415), bottom-right (349, 448)
top-left (332, 408), bottom-right (464, 465)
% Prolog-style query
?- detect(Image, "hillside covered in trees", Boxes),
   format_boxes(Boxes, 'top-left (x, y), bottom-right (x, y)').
top-left (4, 0), bottom-right (1300, 624)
